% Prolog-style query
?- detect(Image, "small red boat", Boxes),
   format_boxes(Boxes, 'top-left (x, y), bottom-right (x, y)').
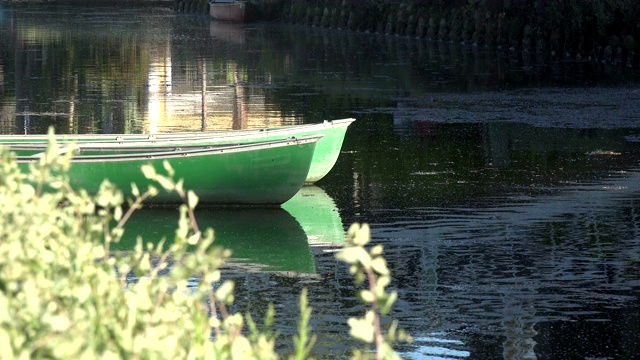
top-left (209, 0), bottom-right (257, 22)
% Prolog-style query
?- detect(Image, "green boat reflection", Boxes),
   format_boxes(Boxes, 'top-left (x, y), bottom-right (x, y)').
top-left (114, 206), bottom-right (316, 274)
top-left (283, 185), bottom-right (345, 245)
top-left (112, 185), bottom-right (344, 274)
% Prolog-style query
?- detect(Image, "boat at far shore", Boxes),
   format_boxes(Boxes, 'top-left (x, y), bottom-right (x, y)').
top-left (209, 0), bottom-right (256, 22)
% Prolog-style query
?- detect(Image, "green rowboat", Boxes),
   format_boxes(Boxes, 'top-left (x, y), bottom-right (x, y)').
top-left (3, 118), bottom-right (355, 183)
top-left (16, 136), bottom-right (322, 206)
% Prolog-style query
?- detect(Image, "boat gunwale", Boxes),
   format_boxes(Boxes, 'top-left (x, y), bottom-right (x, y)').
top-left (16, 135), bottom-right (324, 163)
top-left (0, 119), bottom-right (356, 146)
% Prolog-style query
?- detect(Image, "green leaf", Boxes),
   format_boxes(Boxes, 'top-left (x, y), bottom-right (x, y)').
top-left (187, 190), bottom-right (199, 210)
top-left (292, 288), bottom-right (315, 360)
top-left (187, 232), bottom-right (201, 245)
top-left (147, 185), bottom-right (159, 197)
top-left (225, 313), bottom-right (244, 328)
top-left (141, 164), bottom-right (156, 179)
top-left (347, 316), bottom-right (374, 343)
top-left (0, 329), bottom-right (13, 358)
top-left (175, 178), bottom-right (184, 194)
top-left (347, 223), bottom-right (371, 246)
top-left (336, 246), bottom-right (371, 268)
top-left (113, 206), bottom-right (123, 222)
top-left (375, 275), bottom-right (391, 294)
top-left (154, 175), bottom-right (175, 191)
top-left (215, 280), bottom-right (235, 305)
top-left (358, 290), bottom-right (374, 303)
top-left (162, 160), bottom-right (175, 178)
top-left (370, 244), bottom-right (384, 257)
top-left (379, 291), bottom-right (398, 316)
top-left (231, 335), bottom-right (252, 359)
top-left (204, 271), bottom-right (221, 284)
top-left (44, 314), bottom-right (71, 332)
top-left (209, 317), bottom-right (221, 329)
top-left (370, 257), bottom-right (389, 276)
top-left (0, 295), bottom-right (9, 323)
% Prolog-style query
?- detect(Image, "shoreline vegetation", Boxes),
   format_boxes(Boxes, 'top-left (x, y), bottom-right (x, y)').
top-left (198, 0), bottom-right (640, 69)
top-left (2, 0), bottom-right (637, 68)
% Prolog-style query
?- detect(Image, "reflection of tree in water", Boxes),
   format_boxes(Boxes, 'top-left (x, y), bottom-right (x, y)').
top-left (2, 8), bottom-right (155, 134)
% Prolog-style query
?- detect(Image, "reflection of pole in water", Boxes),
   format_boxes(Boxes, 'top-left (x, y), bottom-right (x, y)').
top-left (69, 75), bottom-right (77, 133)
top-left (23, 103), bottom-right (29, 135)
top-left (232, 64), bottom-right (247, 130)
top-left (198, 58), bottom-right (207, 132)
top-left (146, 38), bottom-right (172, 134)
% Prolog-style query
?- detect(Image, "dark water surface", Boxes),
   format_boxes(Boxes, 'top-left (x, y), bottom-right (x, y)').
top-left (2, 4), bottom-right (640, 359)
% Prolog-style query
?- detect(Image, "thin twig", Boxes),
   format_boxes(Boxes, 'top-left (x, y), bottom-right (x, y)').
top-left (366, 268), bottom-right (384, 360)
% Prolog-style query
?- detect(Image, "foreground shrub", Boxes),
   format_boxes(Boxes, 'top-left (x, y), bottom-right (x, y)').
top-left (0, 133), bottom-right (409, 359)
top-left (0, 138), bottom-right (280, 359)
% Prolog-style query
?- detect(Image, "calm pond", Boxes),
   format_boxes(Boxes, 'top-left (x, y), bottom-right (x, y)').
top-left (2, 3), bottom-right (640, 359)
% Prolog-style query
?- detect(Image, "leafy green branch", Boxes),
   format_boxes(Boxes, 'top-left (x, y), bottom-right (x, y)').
top-left (0, 130), bottom-right (413, 359)
top-left (336, 223), bottom-right (412, 360)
